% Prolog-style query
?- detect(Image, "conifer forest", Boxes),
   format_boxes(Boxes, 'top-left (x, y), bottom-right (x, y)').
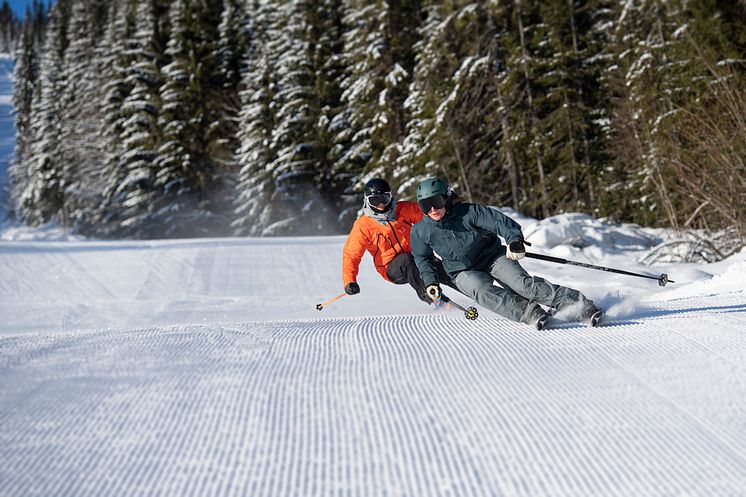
top-left (6, 0), bottom-right (746, 239)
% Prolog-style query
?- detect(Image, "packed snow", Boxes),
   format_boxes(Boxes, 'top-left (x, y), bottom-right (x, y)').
top-left (1, 212), bottom-right (745, 497)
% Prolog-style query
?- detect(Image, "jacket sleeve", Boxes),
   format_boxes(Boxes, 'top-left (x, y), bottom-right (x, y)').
top-left (401, 201), bottom-right (424, 224)
top-left (342, 220), bottom-right (367, 285)
top-left (468, 204), bottom-right (524, 244)
top-left (410, 224), bottom-right (439, 287)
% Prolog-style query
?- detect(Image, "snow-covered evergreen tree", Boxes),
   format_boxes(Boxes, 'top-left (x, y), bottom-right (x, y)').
top-left (18, 2), bottom-right (69, 226)
top-left (533, 0), bottom-right (609, 213)
top-left (96, 0), bottom-right (134, 235)
top-left (341, 0), bottom-right (422, 198)
top-left (150, 0), bottom-right (233, 237)
top-left (257, 0), bottom-right (345, 236)
top-left (217, 0), bottom-right (246, 90)
top-left (5, 0), bottom-right (744, 237)
top-left (0, 0), bottom-right (21, 53)
top-left (308, 0), bottom-right (354, 228)
top-left (58, 0), bottom-right (101, 232)
top-left (601, 0), bottom-right (700, 227)
top-left (114, 0), bottom-right (162, 236)
top-left (10, 29), bottom-right (37, 174)
top-left (398, 3), bottom-right (503, 204)
top-left (232, 1), bottom-right (277, 236)
top-left (153, 0), bottom-right (207, 235)
top-left (262, 1), bottom-right (320, 235)
top-left (213, 0), bottom-right (247, 183)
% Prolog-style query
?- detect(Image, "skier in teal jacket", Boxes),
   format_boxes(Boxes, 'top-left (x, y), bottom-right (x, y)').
top-left (410, 177), bottom-right (602, 329)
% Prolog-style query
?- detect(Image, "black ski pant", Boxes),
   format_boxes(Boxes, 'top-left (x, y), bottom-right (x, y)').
top-left (386, 252), bottom-right (456, 305)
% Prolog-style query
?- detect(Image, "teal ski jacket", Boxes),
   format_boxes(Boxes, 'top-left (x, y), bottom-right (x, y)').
top-left (411, 203), bottom-right (524, 286)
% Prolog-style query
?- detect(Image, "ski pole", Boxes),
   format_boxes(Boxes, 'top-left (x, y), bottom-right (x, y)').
top-left (524, 252), bottom-right (675, 286)
top-left (316, 292), bottom-right (347, 311)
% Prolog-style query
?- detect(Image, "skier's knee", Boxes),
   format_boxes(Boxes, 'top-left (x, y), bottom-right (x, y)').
top-left (521, 275), bottom-right (554, 300)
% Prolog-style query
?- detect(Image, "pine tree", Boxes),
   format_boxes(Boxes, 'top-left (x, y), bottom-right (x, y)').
top-left (398, 3), bottom-right (506, 204)
top-left (153, 0), bottom-right (206, 236)
top-left (506, 0), bottom-right (550, 218)
top-left (58, 0), bottom-right (101, 232)
top-left (0, 0), bottom-right (22, 53)
top-left (307, 0), bottom-right (353, 229)
top-left (337, 1), bottom-right (386, 186)
top-left (602, 0), bottom-right (697, 228)
top-left (30, 0), bottom-right (47, 47)
top-left (97, 0), bottom-right (135, 234)
top-left (341, 0), bottom-right (422, 198)
top-left (213, 0), bottom-right (246, 197)
top-left (232, 0), bottom-right (278, 236)
top-left (217, 0), bottom-right (246, 90)
top-left (264, 0), bottom-right (318, 235)
top-left (7, 28), bottom-right (37, 219)
top-left (114, 0), bottom-right (162, 236)
top-left (150, 0), bottom-right (233, 237)
top-left (261, 0), bottom-right (336, 235)
top-left (18, 1), bottom-right (69, 226)
top-left (6, 0), bottom-right (745, 237)
top-left (533, 0), bottom-right (609, 213)
top-left (10, 28), bottom-right (37, 171)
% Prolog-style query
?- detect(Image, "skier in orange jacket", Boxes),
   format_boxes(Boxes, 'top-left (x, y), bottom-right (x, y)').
top-left (342, 178), bottom-right (453, 305)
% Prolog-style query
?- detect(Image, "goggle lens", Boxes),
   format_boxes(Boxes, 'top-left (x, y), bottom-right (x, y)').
top-left (418, 195), bottom-right (446, 213)
top-left (366, 192), bottom-right (392, 206)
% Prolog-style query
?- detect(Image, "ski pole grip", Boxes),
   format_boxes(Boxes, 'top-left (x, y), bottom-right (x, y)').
top-left (525, 252), bottom-right (568, 265)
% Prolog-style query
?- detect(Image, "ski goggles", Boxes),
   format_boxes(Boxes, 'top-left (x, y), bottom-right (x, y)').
top-left (418, 194), bottom-right (447, 213)
top-left (365, 192), bottom-right (392, 206)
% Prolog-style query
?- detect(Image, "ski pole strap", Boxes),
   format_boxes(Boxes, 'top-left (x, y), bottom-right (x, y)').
top-left (316, 292), bottom-right (347, 311)
top-left (524, 252), bottom-right (674, 286)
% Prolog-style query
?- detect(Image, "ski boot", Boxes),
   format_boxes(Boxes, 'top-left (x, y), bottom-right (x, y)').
top-left (528, 305), bottom-right (550, 330)
top-left (581, 305), bottom-right (604, 327)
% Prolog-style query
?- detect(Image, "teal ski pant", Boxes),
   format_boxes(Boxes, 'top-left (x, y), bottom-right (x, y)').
top-left (452, 249), bottom-right (594, 324)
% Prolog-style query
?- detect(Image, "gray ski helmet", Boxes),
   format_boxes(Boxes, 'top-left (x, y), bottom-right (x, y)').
top-left (416, 177), bottom-right (449, 201)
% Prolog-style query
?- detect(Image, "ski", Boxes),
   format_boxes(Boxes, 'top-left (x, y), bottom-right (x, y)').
top-left (542, 307), bottom-right (607, 328)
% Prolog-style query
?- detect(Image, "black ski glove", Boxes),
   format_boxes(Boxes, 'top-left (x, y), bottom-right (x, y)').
top-left (507, 240), bottom-right (526, 261)
top-left (345, 282), bottom-right (360, 295)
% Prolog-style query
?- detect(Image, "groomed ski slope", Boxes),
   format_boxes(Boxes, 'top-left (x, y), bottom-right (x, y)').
top-left (1, 219), bottom-right (745, 497)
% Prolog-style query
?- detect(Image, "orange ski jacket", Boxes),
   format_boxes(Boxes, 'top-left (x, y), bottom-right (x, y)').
top-left (342, 201), bottom-right (423, 285)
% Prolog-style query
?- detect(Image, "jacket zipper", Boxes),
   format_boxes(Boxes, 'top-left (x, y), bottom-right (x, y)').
top-left (386, 220), bottom-right (405, 253)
